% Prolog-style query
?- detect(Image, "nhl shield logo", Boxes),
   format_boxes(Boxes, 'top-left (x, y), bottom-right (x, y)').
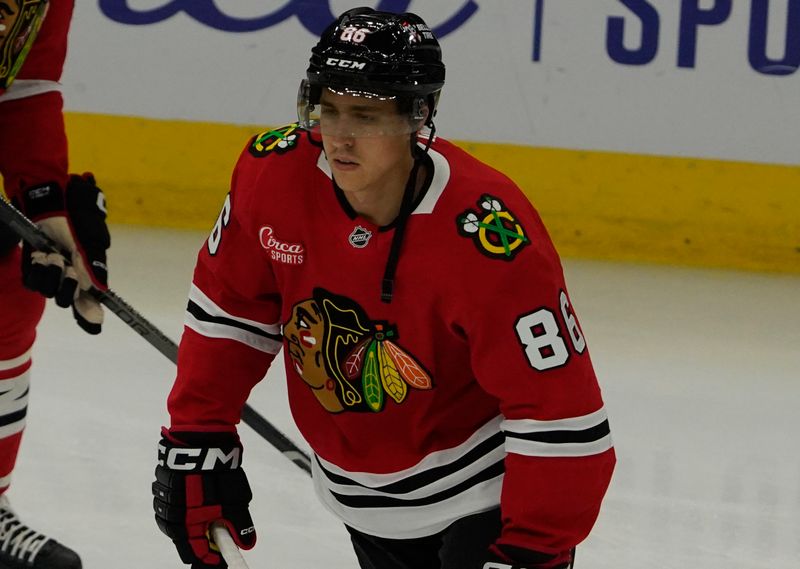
top-left (348, 226), bottom-right (373, 249)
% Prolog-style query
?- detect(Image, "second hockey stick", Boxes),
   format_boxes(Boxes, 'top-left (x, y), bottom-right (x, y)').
top-left (0, 196), bottom-right (312, 475)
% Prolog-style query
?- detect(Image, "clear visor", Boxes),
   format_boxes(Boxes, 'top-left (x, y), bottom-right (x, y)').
top-left (297, 79), bottom-right (427, 138)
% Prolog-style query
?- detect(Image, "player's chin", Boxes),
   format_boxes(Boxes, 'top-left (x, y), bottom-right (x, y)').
top-left (332, 172), bottom-right (365, 194)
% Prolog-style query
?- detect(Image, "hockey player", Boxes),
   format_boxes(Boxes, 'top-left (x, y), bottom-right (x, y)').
top-left (0, 1), bottom-right (110, 568)
top-left (153, 7), bottom-right (615, 569)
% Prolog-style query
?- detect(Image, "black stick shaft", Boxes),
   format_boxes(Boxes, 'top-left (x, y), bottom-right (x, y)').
top-left (0, 197), bottom-right (312, 475)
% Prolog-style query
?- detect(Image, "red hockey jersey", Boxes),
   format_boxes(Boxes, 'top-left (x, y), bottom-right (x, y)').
top-left (168, 125), bottom-right (616, 557)
top-left (0, 0), bottom-right (73, 198)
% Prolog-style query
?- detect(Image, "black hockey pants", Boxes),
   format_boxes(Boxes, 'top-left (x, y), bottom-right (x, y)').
top-left (346, 507), bottom-right (502, 569)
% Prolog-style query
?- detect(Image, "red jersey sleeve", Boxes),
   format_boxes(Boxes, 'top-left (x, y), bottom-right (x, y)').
top-left (457, 190), bottom-right (615, 565)
top-left (0, 1), bottom-right (74, 196)
top-left (168, 149), bottom-right (283, 432)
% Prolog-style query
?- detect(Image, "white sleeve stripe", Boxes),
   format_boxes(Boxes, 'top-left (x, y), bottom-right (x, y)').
top-left (501, 407), bottom-right (608, 434)
top-left (185, 313), bottom-right (282, 355)
top-left (189, 284), bottom-right (281, 335)
top-left (0, 80), bottom-right (61, 103)
top-left (505, 434), bottom-right (614, 458)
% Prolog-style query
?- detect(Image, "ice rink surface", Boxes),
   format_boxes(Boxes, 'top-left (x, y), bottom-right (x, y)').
top-left (8, 226), bottom-right (799, 569)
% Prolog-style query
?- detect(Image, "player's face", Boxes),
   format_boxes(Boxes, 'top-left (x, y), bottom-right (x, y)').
top-left (284, 300), bottom-right (330, 388)
top-left (319, 90), bottom-right (413, 195)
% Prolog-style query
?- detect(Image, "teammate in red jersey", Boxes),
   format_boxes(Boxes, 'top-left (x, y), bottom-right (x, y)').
top-left (0, 2), bottom-right (109, 568)
top-left (153, 7), bottom-right (615, 569)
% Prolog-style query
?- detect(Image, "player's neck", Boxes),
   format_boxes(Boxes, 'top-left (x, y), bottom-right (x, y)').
top-left (344, 161), bottom-right (426, 227)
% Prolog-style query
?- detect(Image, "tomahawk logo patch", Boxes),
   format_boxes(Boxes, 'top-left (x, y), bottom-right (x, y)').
top-left (249, 123), bottom-right (301, 158)
top-left (457, 195), bottom-right (529, 260)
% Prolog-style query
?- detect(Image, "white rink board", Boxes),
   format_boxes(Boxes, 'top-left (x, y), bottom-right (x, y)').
top-left (62, 1), bottom-right (800, 165)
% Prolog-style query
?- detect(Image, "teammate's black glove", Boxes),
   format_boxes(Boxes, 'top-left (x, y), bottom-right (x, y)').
top-left (17, 173), bottom-right (110, 334)
top-left (483, 544), bottom-right (575, 569)
top-left (153, 428), bottom-right (257, 568)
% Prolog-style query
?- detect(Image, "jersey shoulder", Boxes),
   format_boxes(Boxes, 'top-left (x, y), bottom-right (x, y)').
top-left (431, 137), bottom-right (534, 212)
top-left (431, 136), bottom-right (542, 226)
top-left (245, 123), bottom-right (314, 161)
top-left (429, 137), bottom-right (560, 270)
top-left (232, 123), bottom-right (322, 204)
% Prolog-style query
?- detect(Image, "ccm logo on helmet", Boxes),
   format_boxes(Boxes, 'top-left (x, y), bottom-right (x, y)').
top-left (158, 445), bottom-right (241, 471)
top-left (326, 57), bottom-right (366, 70)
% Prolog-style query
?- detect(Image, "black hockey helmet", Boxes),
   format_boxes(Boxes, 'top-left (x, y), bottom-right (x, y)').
top-left (298, 7), bottom-right (446, 136)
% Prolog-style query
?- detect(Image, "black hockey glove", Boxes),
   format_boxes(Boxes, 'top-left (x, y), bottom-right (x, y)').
top-left (17, 173), bottom-right (110, 334)
top-left (153, 428), bottom-right (257, 568)
top-left (483, 544), bottom-right (575, 569)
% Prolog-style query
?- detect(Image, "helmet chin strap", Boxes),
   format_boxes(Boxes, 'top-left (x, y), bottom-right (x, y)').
top-left (411, 121), bottom-right (436, 159)
top-left (381, 121), bottom-right (436, 304)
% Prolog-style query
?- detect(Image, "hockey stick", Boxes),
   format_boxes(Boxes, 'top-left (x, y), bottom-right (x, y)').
top-left (0, 196), bottom-right (312, 475)
top-left (211, 522), bottom-right (251, 569)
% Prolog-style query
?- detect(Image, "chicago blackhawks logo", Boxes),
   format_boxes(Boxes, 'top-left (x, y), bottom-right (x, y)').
top-left (284, 289), bottom-right (433, 414)
top-left (0, 0), bottom-right (48, 89)
top-left (457, 195), bottom-right (529, 260)
top-left (249, 123), bottom-right (301, 158)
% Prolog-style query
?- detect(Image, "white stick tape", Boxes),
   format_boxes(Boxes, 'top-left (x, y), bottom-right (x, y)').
top-left (211, 522), bottom-right (250, 569)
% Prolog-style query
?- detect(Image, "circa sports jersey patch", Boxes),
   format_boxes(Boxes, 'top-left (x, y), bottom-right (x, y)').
top-left (348, 225), bottom-right (372, 248)
top-left (259, 225), bottom-right (304, 265)
top-left (456, 195), bottom-right (529, 261)
top-left (249, 123), bottom-right (301, 158)
top-left (284, 288), bottom-right (433, 414)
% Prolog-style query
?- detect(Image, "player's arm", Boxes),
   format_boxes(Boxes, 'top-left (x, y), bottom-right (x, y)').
top-left (153, 148), bottom-right (282, 567)
top-left (1, 1), bottom-right (110, 333)
top-left (458, 193), bottom-right (616, 569)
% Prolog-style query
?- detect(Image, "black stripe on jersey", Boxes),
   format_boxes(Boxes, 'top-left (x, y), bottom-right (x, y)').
top-left (316, 431), bottom-right (505, 495)
top-left (505, 420), bottom-right (610, 445)
top-left (0, 408), bottom-right (27, 427)
top-left (0, 387), bottom-right (28, 399)
top-left (186, 300), bottom-right (282, 342)
top-left (328, 459), bottom-right (505, 509)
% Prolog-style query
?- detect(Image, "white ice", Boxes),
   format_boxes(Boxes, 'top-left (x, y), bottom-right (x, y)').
top-left (9, 226), bottom-right (799, 569)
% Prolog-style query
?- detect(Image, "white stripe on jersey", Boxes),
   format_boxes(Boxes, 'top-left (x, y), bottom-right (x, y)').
top-left (501, 407), bottom-right (614, 458)
top-left (315, 144), bottom-right (451, 217)
top-left (0, 349), bottom-right (31, 372)
top-left (185, 284), bottom-right (282, 354)
top-left (0, 373), bottom-right (30, 417)
top-left (312, 416), bottom-right (504, 539)
top-left (0, 80), bottom-right (61, 103)
top-left (412, 142), bottom-right (450, 215)
top-left (0, 369), bottom-right (29, 438)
